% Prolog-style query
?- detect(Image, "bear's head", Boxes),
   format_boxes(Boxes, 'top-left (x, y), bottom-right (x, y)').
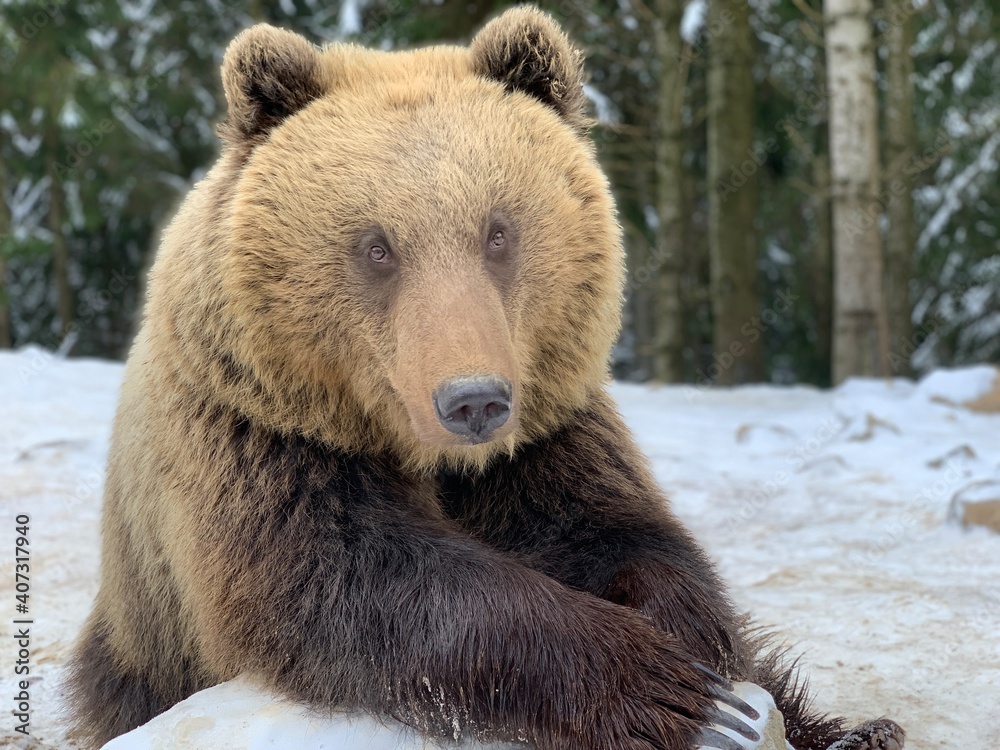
top-left (156, 8), bottom-right (624, 470)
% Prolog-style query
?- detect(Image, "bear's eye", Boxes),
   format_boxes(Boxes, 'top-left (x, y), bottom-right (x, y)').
top-left (367, 245), bottom-right (389, 263)
top-left (488, 230), bottom-right (506, 251)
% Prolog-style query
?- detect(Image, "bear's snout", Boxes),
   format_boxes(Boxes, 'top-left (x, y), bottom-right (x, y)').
top-left (433, 375), bottom-right (512, 443)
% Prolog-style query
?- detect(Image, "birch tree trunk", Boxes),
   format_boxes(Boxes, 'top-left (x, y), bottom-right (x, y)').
top-left (650, 0), bottom-right (687, 382)
top-left (883, 0), bottom-right (917, 376)
top-left (708, 0), bottom-right (764, 384)
top-left (824, 0), bottom-right (889, 383)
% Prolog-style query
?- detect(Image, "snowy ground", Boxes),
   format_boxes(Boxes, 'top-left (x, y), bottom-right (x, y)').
top-left (1, 347), bottom-right (999, 749)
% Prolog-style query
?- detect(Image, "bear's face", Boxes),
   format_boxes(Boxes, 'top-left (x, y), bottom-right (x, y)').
top-left (213, 11), bottom-right (623, 467)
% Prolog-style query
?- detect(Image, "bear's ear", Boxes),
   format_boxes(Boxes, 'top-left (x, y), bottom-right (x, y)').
top-left (219, 24), bottom-right (326, 145)
top-left (470, 7), bottom-right (590, 133)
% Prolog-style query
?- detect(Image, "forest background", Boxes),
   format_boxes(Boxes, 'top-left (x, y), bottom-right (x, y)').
top-left (1, 0), bottom-right (997, 387)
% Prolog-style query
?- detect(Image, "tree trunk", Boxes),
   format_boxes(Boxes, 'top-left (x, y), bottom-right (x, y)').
top-left (707, 0), bottom-right (764, 384)
top-left (623, 215), bottom-right (654, 379)
top-left (0, 254), bottom-right (10, 349)
top-left (650, 0), bottom-right (687, 383)
top-left (0, 165), bottom-right (11, 349)
top-left (812, 144), bottom-right (834, 385)
top-left (248, 0), bottom-right (268, 21)
top-left (47, 160), bottom-right (74, 340)
top-left (824, 0), bottom-right (889, 383)
top-left (883, 0), bottom-right (916, 377)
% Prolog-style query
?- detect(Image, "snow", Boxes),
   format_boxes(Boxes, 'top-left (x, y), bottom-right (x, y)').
top-left (336, 0), bottom-right (364, 37)
top-left (1, 348), bottom-right (999, 749)
top-left (917, 127), bottom-right (1000, 255)
top-left (681, 0), bottom-right (707, 44)
top-left (99, 679), bottom-right (791, 750)
top-left (952, 38), bottom-right (998, 94)
top-left (914, 364), bottom-right (998, 405)
top-left (718, 683), bottom-right (793, 750)
top-left (582, 84), bottom-right (619, 126)
top-left (101, 678), bottom-right (511, 750)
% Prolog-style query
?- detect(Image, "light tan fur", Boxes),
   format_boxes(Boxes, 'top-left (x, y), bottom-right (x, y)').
top-left (147, 11), bottom-right (622, 473)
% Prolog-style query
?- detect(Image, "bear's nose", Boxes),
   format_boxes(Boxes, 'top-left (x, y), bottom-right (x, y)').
top-left (433, 375), bottom-right (512, 443)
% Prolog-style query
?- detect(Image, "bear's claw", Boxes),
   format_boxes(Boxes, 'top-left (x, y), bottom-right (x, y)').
top-left (707, 682), bottom-right (762, 723)
top-left (698, 726), bottom-right (751, 750)
top-left (692, 664), bottom-right (764, 749)
top-left (693, 663), bottom-right (761, 721)
top-left (708, 706), bottom-right (762, 742)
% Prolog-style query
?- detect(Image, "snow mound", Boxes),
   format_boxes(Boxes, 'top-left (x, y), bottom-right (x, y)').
top-left (914, 364), bottom-right (1000, 407)
top-left (100, 678), bottom-right (510, 750)
top-left (101, 679), bottom-right (793, 750)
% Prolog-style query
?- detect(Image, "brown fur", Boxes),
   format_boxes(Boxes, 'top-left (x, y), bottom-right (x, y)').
top-left (68, 8), bottom-right (903, 750)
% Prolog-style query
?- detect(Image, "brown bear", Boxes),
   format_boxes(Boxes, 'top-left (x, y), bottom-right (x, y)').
top-left (68, 8), bottom-right (904, 750)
